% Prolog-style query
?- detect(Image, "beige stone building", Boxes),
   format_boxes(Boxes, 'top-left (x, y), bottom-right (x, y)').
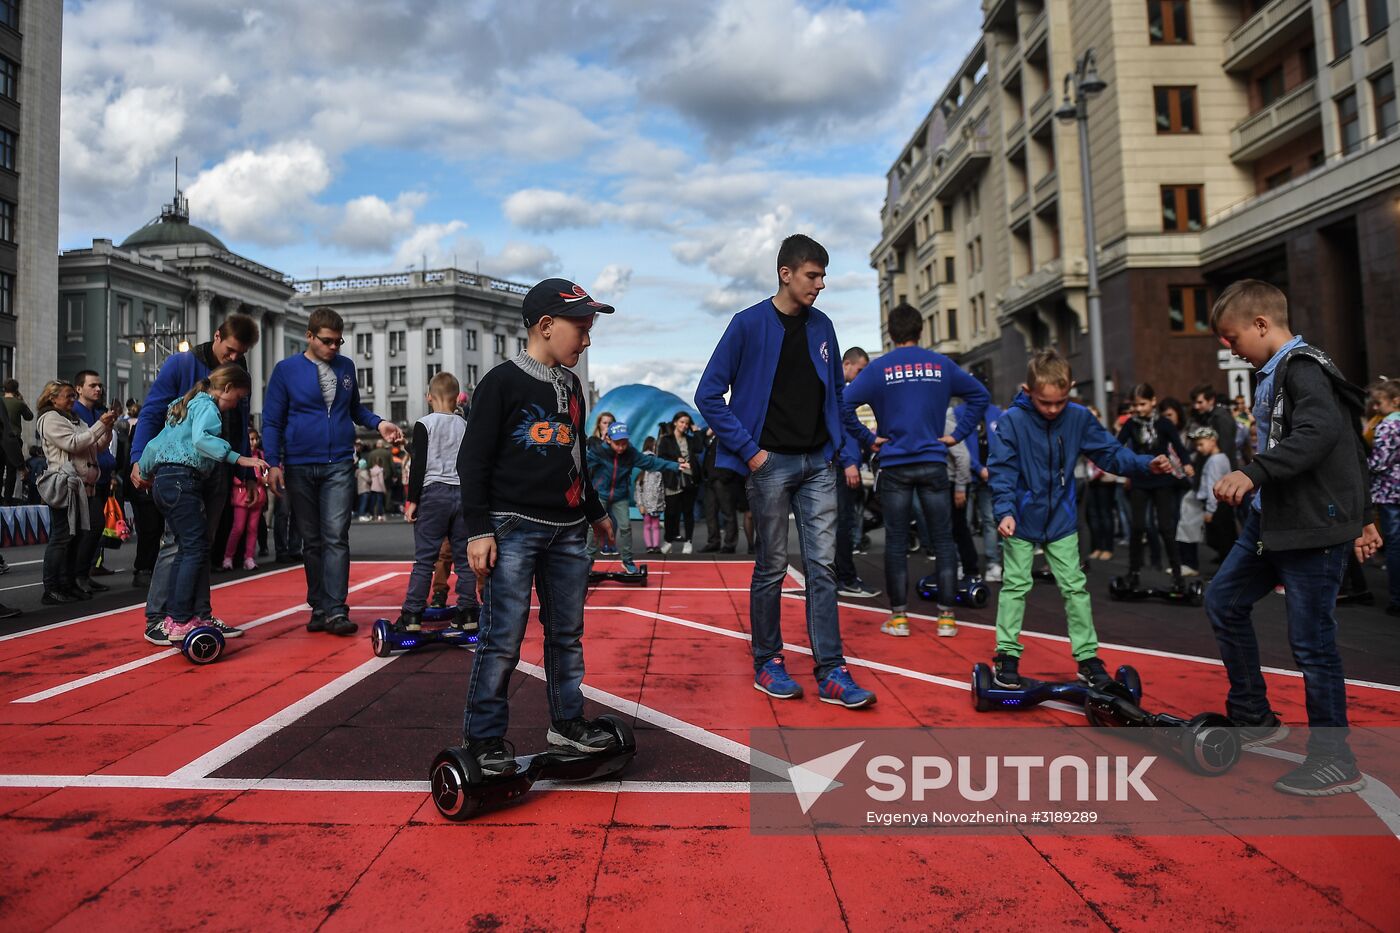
top-left (873, 0), bottom-right (1399, 405)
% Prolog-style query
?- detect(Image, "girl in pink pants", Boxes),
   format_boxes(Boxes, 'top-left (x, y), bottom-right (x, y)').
top-left (223, 432), bottom-right (268, 570)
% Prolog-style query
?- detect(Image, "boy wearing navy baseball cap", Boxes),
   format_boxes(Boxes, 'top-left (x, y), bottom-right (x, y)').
top-left (585, 420), bottom-right (687, 574)
top-left (458, 278), bottom-right (618, 775)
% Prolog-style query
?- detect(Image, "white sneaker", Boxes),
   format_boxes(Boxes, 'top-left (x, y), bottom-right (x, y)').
top-left (682, 541), bottom-right (694, 555)
top-left (1180, 566), bottom-right (1200, 577)
top-left (358, 515), bottom-right (371, 523)
top-left (984, 563), bottom-right (1003, 583)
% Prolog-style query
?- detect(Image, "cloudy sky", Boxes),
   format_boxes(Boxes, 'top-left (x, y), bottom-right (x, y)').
top-left (59, 0), bottom-right (981, 399)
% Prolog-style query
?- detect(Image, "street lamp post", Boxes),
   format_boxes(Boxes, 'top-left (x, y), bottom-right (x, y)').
top-left (123, 322), bottom-right (194, 394)
top-left (1055, 48), bottom-right (1109, 418)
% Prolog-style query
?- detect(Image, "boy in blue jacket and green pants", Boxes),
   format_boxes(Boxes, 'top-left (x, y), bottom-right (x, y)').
top-left (989, 349), bottom-right (1170, 688)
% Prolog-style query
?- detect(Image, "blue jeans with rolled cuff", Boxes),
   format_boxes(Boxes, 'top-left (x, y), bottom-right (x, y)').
top-left (880, 462), bottom-right (957, 612)
top-left (150, 466), bottom-right (212, 622)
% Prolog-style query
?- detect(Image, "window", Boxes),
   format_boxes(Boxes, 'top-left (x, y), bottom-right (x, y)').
top-left (0, 129), bottom-right (14, 172)
top-left (974, 236), bottom-right (983, 272)
top-left (1301, 44), bottom-right (1318, 79)
top-left (390, 365), bottom-right (407, 391)
top-left (969, 187), bottom-right (980, 216)
top-left (1148, 0), bottom-right (1191, 43)
top-left (427, 362), bottom-right (442, 380)
top-left (118, 298), bottom-right (131, 333)
top-left (942, 206), bottom-right (953, 232)
top-left (947, 307), bottom-right (958, 342)
top-left (0, 0), bottom-right (16, 30)
top-left (978, 292), bottom-right (988, 332)
top-left (944, 256), bottom-right (955, 283)
top-left (391, 400), bottom-right (407, 423)
top-left (1331, 0), bottom-right (1352, 57)
top-left (1155, 86), bottom-right (1198, 131)
top-left (1367, 0), bottom-right (1388, 35)
top-left (1338, 91), bottom-right (1361, 154)
top-left (465, 328), bottom-right (478, 351)
top-left (466, 364), bottom-right (479, 386)
top-left (1160, 185), bottom-right (1205, 231)
top-left (1168, 286), bottom-right (1212, 333)
top-left (1256, 69), bottom-right (1285, 108)
top-left (931, 312), bottom-right (941, 344)
top-left (517, 337), bottom-right (528, 354)
top-left (0, 345), bottom-right (11, 383)
top-left (1264, 167), bottom-right (1293, 189)
top-left (389, 330), bottom-right (405, 355)
top-left (66, 296), bottom-right (85, 338)
top-left (115, 379), bottom-right (128, 409)
top-left (0, 57), bottom-right (15, 101)
top-left (0, 198), bottom-right (13, 243)
top-left (426, 327), bottom-right (441, 354)
top-left (493, 334), bottom-right (506, 357)
top-left (357, 367), bottom-right (374, 392)
top-left (355, 333), bottom-right (372, 357)
top-left (1374, 70), bottom-right (1396, 140)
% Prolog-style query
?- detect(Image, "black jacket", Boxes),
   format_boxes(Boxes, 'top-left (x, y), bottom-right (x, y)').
top-left (1242, 347), bottom-right (1369, 550)
top-left (658, 431), bottom-right (703, 492)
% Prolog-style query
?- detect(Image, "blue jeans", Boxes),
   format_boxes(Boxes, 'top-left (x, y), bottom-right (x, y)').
top-left (1378, 504), bottom-right (1400, 607)
top-left (356, 491), bottom-right (371, 516)
top-left (402, 483), bottom-right (476, 614)
top-left (151, 466), bottom-right (211, 621)
top-left (285, 460), bottom-right (356, 619)
top-left (880, 462), bottom-right (956, 612)
top-left (145, 466), bottom-right (227, 624)
top-left (970, 478), bottom-right (999, 564)
top-left (463, 516), bottom-right (590, 740)
top-left (834, 477), bottom-right (860, 586)
top-left (1204, 509), bottom-right (1352, 761)
top-left (746, 451), bottom-right (845, 680)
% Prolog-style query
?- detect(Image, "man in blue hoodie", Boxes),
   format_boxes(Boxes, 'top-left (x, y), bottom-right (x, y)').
top-left (844, 303), bottom-right (990, 639)
top-left (263, 306), bottom-right (402, 636)
top-left (988, 349), bottom-right (1170, 689)
top-left (129, 313), bottom-right (260, 645)
top-left (696, 234), bottom-right (876, 709)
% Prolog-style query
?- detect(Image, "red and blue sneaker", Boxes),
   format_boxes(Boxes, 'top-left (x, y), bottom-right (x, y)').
top-left (818, 666), bottom-right (876, 708)
top-left (754, 656), bottom-right (803, 699)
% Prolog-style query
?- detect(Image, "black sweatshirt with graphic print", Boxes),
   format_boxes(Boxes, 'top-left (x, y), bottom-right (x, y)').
top-left (458, 354), bottom-right (606, 540)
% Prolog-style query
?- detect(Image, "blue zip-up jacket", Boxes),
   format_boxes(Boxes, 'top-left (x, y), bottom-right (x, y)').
top-left (130, 345), bottom-right (250, 464)
top-left (844, 346), bottom-right (989, 468)
top-left (586, 442), bottom-right (679, 503)
top-left (262, 354), bottom-right (382, 468)
top-left (695, 299), bottom-right (864, 475)
top-left (74, 400), bottom-right (117, 487)
top-left (989, 391), bottom-right (1155, 543)
top-left (960, 402), bottom-right (1003, 476)
top-left (839, 378), bottom-right (879, 470)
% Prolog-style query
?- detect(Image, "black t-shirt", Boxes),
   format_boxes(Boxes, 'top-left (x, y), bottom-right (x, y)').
top-left (759, 305), bottom-right (829, 454)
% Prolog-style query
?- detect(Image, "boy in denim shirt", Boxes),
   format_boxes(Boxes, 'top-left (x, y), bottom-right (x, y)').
top-left (1208, 279), bottom-right (1380, 797)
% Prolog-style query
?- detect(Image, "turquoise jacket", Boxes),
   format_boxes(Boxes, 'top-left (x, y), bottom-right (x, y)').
top-left (137, 393), bottom-right (241, 476)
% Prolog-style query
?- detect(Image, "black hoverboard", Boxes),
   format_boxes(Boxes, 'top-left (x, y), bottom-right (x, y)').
top-left (588, 564), bottom-right (649, 586)
top-left (1108, 575), bottom-right (1205, 606)
top-left (430, 715), bottom-right (637, 821)
top-left (970, 663), bottom-right (1141, 712)
top-left (1084, 682), bottom-right (1240, 776)
top-left (370, 605), bottom-right (479, 657)
top-left (917, 575), bottom-right (990, 609)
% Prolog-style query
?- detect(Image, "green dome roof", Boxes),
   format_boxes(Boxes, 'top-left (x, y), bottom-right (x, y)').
top-left (119, 216), bottom-right (228, 252)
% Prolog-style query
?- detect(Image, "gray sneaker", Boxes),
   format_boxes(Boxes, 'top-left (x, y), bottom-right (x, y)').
top-left (468, 737), bottom-right (519, 777)
top-left (204, 617), bottom-right (244, 639)
top-left (547, 717), bottom-right (619, 754)
top-left (1238, 712), bottom-right (1290, 748)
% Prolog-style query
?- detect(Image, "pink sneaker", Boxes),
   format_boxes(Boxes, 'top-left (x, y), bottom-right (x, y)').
top-left (242, 558), bottom-right (257, 571)
top-left (220, 558), bottom-right (233, 570)
top-left (162, 616), bottom-right (200, 642)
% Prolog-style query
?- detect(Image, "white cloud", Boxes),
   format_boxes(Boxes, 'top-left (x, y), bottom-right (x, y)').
top-left (591, 359), bottom-right (709, 400)
top-left (591, 264), bottom-right (633, 299)
top-left (503, 189), bottom-right (597, 232)
top-left (391, 224), bottom-right (560, 283)
top-left (327, 192), bottom-right (427, 253)
top-left (185, 140), bottom-right (334, 244)
top-left (487, 242), bottom-right (563, 281)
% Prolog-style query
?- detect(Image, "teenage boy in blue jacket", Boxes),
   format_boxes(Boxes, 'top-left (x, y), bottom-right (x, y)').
top-left (129, 313), bottom-right (259, 645)
top-left (264, 306), bottom-right (402, 636)
top-left (585, 421), bottom-right (685, 574)
top-left (844, 302), bottom-right (989, 638)
top-left (988, 349), bottom-right (1170, 689)
top-left (695, 234), bottom-right (876, 709)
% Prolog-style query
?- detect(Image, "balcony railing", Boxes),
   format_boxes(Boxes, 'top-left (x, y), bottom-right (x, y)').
top-left (1034, 169), bottom-right (1059, 201)
top-left (932, 124), bottom-right (994, 199)
top-left (1028, 89), bottom-right (1055, 128)
top-left (1230, 78), bottom-right (1320, 161)
top-left (1021, 10), bottom-right (1048, 52)
top-left (1223, 0), bottom-right (1313, 73)
top-left (1009, 190), bottom-right (1031, 224)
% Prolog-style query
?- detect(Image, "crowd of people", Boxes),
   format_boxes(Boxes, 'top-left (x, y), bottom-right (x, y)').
top-left (0, 237), bottom-right (1392, 801)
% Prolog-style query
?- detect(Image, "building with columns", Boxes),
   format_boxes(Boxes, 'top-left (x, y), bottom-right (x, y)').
top-left (291, 268), bottom-right (596, 426)
top-left (57, 194), bottom-right (306, 414)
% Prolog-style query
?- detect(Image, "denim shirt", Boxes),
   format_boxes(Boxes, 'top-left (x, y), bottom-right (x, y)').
top-left (1250, 334), bottom-right (1305, 511)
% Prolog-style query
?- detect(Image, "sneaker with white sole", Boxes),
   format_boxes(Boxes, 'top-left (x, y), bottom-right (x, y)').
top-left (1274, 755), bottom-right (1366, 797)
top-left (547, 717), bottom-right (620, 754)
top-left (1180, 566), bottom-right (1200, 577)
top-left (1237, 711), bottom-right (1291, 748)
top-left (881, 613), bottom-right (910, 637)
top-left (242, 558), bottom-right (258, 571)
top-left (838, 579), bottom-right (882, 598)
top-left (817, 666), bottom-right (876, 708)
top-left (937, 609), bottom-right (957, 637)
top-left (983, 563), bottom-right (1003, 583)
top-left (754, 656), bottom-right (804, 698)
top-left (162, 616), bottom-right (200, 643)
top-left (204, 617), bottom-right (244, 639)
top-left (144, 619), bottom-right (171, 646)
top-left (682, 541), bottom-right (694, 554)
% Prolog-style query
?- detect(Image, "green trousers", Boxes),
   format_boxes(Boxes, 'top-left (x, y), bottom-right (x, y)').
top-left (995, 533), bottom-right (1099, 661)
